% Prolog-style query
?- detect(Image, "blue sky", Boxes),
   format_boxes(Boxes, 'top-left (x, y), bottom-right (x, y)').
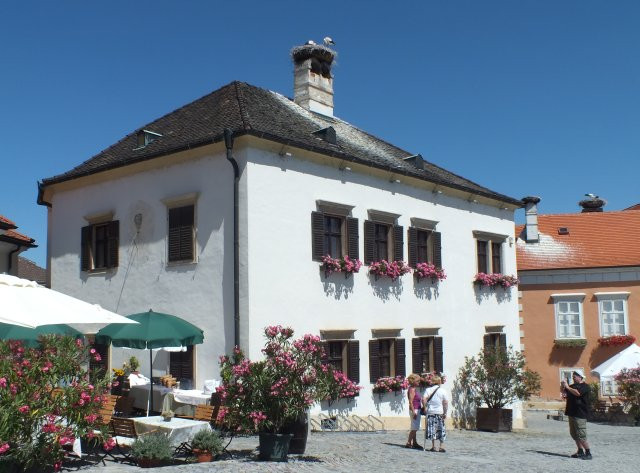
top-left (2, 1), bottom-right (639, 268)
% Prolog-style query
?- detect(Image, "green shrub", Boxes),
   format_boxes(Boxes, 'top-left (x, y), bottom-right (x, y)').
top-left (130, 433), bottom-right (173, 461)
top-left (190, 429), bottom-right (223, 454)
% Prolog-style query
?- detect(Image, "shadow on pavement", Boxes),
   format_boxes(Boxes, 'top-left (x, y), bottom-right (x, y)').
top-left (528, 450), bottom-right (569, 458)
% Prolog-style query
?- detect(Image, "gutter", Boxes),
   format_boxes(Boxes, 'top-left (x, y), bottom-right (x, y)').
top-left (224, 129), bottom-right (241, 349)
top-left (8, 245), bottom-right (22, 273)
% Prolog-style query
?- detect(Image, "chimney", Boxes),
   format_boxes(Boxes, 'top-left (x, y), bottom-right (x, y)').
top-left (291, 42), bottom-right (336, 116)
top-left (578, 195), bottom-right (606, 213)
top-left (522, 196), bottom-right (541, 243)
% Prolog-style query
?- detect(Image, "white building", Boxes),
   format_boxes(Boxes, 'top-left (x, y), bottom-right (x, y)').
top-left (38, 44), bottom-right (523, 428)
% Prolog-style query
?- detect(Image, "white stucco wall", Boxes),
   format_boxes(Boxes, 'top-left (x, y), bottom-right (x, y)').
top-left (242, 144), bottom-right (521, 425)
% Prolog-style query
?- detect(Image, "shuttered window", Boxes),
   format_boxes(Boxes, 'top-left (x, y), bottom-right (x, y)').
top-left (81, 221), bottom-right (119, 271)
top-left (89, 343), bottom-right (109, 381)
top-left (368, 338), bottom-right (405, 382)
top-left (412, 337), bottom-right (443, 374)
top-left (476, 236), bottom-right (503, 274)
top-left (408, 227), bottom-right (442, 268)
top-left (483, 333), bottom-right (507, 350)
top-left (168, 205), bottom-right (195, 262)
top-left (477, 240), bottom-right (488, 273)
top-left (364, 220), bottom-right (403, 264)
top-left (311, 211), bottom-right (359, 261)
top-left (319, 340), bottom-right (360, 383)
top-left (491, 242), bottom-right (502, 274)
top-left (170, 345), bottom-right (194, 381)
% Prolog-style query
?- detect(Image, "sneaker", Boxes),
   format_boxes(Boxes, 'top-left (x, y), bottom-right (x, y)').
top-left (570, 451), bottom-right (584, 458)
top-left (582, 452), bottom-right (592, 460)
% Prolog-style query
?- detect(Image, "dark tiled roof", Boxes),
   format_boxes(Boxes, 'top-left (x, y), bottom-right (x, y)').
top-left (0, 215), bottom-right (17, 230)
top-left (17, 257), bottom-right (46, 285)
top-left (516, 209), bottom-right (640, 270)
top-left (41, 81), bottom-right (520, 205)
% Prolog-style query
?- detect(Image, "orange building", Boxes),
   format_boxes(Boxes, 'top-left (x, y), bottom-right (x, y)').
top-left (516, 197), bottom-right (640, 399)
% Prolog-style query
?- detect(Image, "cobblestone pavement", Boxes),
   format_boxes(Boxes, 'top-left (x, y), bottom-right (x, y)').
top-left (71, 411), bottom-right (639, 473)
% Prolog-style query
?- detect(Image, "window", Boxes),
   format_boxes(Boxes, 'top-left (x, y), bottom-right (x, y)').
top-left (320, 339), bottom-right (360, 383)
top-left (473, 231), bottom-right (506, 274)
top-left (560, 368), bottom-right (583, 386)
top-left (135, 129), bottom-right (162, 148)
top-left (170, 346), bottom-right (194, 385)
top-left (81, 220), bottom-right (119, 271)
top-left (484, 332), bottom-right (507, 350)
top-left (411, 336), bottom-right (443, 374)
top-left (311, 204), bottom-right (358, 261)
top-left (408, 226), bottom-right (442, 268)
top-left (595, 293), bottom-right (630, 336)
top-left (601, 379), bottom-right (618, 396)
top-left (168, 204), bottom-right (195, 262)
top-left (364, 212), bottom-right (402, 264)
top-left (552, 294), bottom-right (585, 339)
top-left (369, 337), bottom-right (405, 382)
top-left (88, 343), bottom-right (109, 381)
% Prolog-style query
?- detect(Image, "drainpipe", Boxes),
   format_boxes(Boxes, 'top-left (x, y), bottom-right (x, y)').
top-left (224, 129), bottom-right (240, 349)
top-left (8, 245), bottom-right (22, 273)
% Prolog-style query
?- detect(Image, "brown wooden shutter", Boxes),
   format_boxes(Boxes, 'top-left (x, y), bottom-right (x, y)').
top-left (311, 211), bottom-right (325, 261)
top-left (432, 231), bottom-right (442, 268)
top-left (393, 225), bottom-right (404, 261)
top-left (483, 334), bottom-right (492, 350)
top-left (395, 338), bottom-right (406, 377)
top-left (434, 337), bottom-right (443, 374)
top-left (368, 340), bottom-right (380, 383)
top-left (408, 227), bottom-right (417, 268)
top-left (347, 340), bottom-right (360, 383)
top-left (346, 217), bottom-right (359, 260)
top-left (499, 333), bottom-right (507, 349)
top-left (411, 338), bottom-right (421, 374)
top-left (107, 220), bottom-right (119, 268)
top-left (170, 346), bottom-right (194, 380)
top-left (180, 206), bottom-right (194, 261)
top-left (81, 225), bottom-right (91, 271)
top-left (364, 220), bottom-right (375, 264)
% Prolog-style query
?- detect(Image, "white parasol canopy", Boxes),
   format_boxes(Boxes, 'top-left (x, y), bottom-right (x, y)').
top-left (592, 343), bottom-right (640, 379)
top-left (0, 274), bottom-right (136, 333)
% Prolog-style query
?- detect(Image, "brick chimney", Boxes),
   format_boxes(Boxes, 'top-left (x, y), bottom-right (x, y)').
top-left (291, 43), bottom-right (336, 116)
top-left (522, 196), bottom-right (541, 243)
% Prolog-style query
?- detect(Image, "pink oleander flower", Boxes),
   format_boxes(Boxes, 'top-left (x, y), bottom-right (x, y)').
top-left (369, 260), bottom-right (411, 281)
top-left (321, 255), bottom-right (363, 277)
top-left (84, 414), bottom-right (98, 423)
top-left (0, 378), bottom-right (6, 388)
top-left (0, 443), bottom-right (10, 455)
top-left (414, 262), bottom-right (447, 281)
top-left (103, 438), bottom-right (116, 451)
top-left (18, 405), bottom-right (29, 414)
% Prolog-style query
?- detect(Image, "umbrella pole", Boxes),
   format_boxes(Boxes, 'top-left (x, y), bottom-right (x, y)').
top-left (148, 349), bottom-right (153, 416)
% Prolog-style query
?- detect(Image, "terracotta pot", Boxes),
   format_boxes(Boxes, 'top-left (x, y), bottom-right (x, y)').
top-left (192, 449), bottom-right (213, 463)
top-left (136, 457), bottom-right (162, 468)
top-left (476, 407), bottom-right (512, 432)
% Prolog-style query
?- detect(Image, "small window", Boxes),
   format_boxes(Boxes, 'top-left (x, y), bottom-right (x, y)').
top-left (170, 346), bottom-right (194, 386)
top-left (368, 337), bottom-right (405, 382)
top-left (364, 219), bottom-right (403, 264)
top-left (476, 238), bottom-right (503, 273)
top-left (81, 220), bottom-right (119, 271)
top-left (484, 332), bottom-right (507, 350)
top-left (408, 227), bottom-right (442, 268)
top-left (320, 339), bottom-right (360, 383)
top-left (168, 204), bottom-right (195, 263)
top-left (311, 210), bottom-right (359, 261)
top-left (552, 294), bottom-right (585, 339)
top-left (601, 379), bottom-right (618, 396)
top-left (596, 293), bottom-right (629, 337)
top-left (411, 336), bottom-right (443, 374)
top-left (136, 130), bottom-right (162, 148)
top-left (560, 368), bottom-right (583, 386)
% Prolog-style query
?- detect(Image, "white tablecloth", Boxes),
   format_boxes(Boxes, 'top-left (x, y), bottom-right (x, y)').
top-left (133, 416), bottom-right (211, 446)
top-left (172, 389), bottom-right (211, 405)
top-left (129, 384), bottom-right (171, 412)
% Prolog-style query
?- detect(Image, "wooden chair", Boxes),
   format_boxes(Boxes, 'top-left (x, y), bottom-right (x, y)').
top-left (193, 404), bottom-right (216, 423)
top-left (592, 400), bottom-right (609, 421)
top-left (103, 417), bottom-right (139, 463)
top-left (114, 396), bottom-right (135, 417)
top-left (608, 402), bottom-right (626, 424)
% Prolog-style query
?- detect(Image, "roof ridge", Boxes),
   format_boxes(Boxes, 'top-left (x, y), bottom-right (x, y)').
top-left (233, 81), bottom-right (251, 131)
top-left (537, 209), bottom-right (640, 218)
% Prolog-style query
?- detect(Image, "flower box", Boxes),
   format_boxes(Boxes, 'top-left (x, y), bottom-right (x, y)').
top-left (473, 273), bottom-right (519, 288)
top-left (414, 263), bottom-right (446, 282)
top-left (321, 255), bottom-right (362, 278)
top-left (372, 375), bottom-right (408, 393)
top-left (553, 338), bottom-right (587, 348)
top-left (598, 335), bottom-right (636, 347)
top-left (369, 260), bottom-right (411, 281)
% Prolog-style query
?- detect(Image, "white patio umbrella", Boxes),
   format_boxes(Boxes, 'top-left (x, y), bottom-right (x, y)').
top-left (0, 274), bottom-right (136, 333)
top-left (592, 343), bottom-right (640, 380)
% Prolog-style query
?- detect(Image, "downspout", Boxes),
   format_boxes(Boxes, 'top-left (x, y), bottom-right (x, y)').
top-left (8, 245), bottom-right (22, 273)
top-left (224, 129), bottom-right (240, 349)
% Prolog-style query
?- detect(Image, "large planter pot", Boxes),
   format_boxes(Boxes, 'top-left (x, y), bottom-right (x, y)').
top-left (476, 407), bottom-right (512, 432)
top-left (192, 449), bottom-right (213, 463)
top-left (0, 458), bottom-right (19, 473)
top-left (136, 458), bottom-right (162, 468)
top-left (258, 432), bottom-right (293, 462)
top-left (280, 411), bottom-right (309, 454)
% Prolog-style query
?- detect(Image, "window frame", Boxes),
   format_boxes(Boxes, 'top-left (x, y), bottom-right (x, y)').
top-left (311, 201), bottom-right (358, 262)
top-left (473, 231), bottom-right (506, 274)
top-left (319, 333), bottom-right (360, 383)
top-left (552, 294), bottom-right (586, 340)
top-left (559, 367), bottom-right (583, 386)
top-left (411, 335), bottom-right (443, 374)
top-left (81, 215), bottom-right (119, 272)
top-left (368, 334), bottom-right (405, 383)
top-left (595, 292), bottom-right (630, 337)
top-left (364, 210), bottom-right (402, 265)
top-left (163, 193), bottom-right (198, 265)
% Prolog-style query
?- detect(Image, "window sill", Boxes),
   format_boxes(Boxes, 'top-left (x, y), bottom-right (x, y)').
top-left (83, 268), bottom-right (116, 275)
top-left (166, 260), bottom-right (197, 268)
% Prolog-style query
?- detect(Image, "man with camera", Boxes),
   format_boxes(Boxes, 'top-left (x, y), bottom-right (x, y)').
top-left (561, 370), bottom-right (592, 460)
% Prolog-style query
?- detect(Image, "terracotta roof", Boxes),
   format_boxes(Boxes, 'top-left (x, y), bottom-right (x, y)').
top-left (516, 209), bottom-right (640, 270)
top-left (17, 257), bottom-right (46, 285)
top-left (0, 215), bottom-right (17, 230)
top-left (624, 203), bottom-right (640, 211)
top-left (0, 229), bottom-right (37, 247)
top-left (40, 81), bottom-right (520, 206)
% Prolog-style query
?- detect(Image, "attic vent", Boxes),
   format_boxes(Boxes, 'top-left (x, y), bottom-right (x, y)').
top-left (136, 130), bottom-right (162, 148)
top-left (403, 154), bottom-right (425, 170)
top-left (312, 126), bottom-right (336, 145)
top-left (558, 227), bottom-right (570, 235)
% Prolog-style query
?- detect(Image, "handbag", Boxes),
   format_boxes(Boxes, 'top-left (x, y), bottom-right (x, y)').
top-left (421, 386), bottom-right (440, 415)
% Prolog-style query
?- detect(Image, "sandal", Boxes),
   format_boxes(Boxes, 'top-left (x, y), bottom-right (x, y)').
top-left (438, 448), bottom-right (446, 453)
top-left (428, 447), bottom-right (437, 452)
top-left (412, 444), bottom-right (423, 450)
top-left (404, 443), bottom-right (412, 448)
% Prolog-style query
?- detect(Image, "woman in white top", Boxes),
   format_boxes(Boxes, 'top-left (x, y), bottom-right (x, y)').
top-left (421, 375), bottom-right (448, 452)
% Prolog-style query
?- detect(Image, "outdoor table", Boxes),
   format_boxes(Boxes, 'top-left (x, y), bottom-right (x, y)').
top-left (161, 389), bottom-right (211, 417)
top-left (129, 384), bottom-right (171, 413)
top-left (133, 416), bottom-right (211, 446)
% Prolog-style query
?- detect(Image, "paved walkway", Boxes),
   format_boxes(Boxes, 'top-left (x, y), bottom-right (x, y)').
top-left (71, 411), bottom-right (639, 473)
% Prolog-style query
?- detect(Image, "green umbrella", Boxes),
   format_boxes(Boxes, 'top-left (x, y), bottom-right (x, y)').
top-left (0, 322), bottom-right (84, 348)
top-left (95, 309), bottom-right (204, 415)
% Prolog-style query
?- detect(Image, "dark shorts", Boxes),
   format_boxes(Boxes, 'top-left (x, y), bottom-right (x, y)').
top-left (568, 416), bottom-right (587, 441)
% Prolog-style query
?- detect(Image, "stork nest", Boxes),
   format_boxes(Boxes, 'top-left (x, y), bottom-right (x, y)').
top-left (291, 44), bottom-right (336, 64)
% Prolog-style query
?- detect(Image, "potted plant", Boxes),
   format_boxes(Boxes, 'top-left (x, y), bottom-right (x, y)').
top-left (372, 375), bottom-right (409, 395)
top-left (217, 326), bottom-right (343, 460)
top-left (598, 335), bottom-right (636, 346)
top-left (473, 273), bottom-right (519, 288)
top-left (161, 410), bottom-right (174, 422)
top-left (190, 429), bottom-right (223, 462)
top-left (414, 263), bottom-right (446, 282)
top-left (126, 356), bottom-right (140, 374)
top-left (369, 260), bottom-right (411, 280)
top-left (130, 433), bottom-right (172, 468)
top-left (320, 255), bottom-right (363, 278)
top-left (457, 346), bottom-right (540, 432)
top-left (553, 338), bottom-right (587, 349)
